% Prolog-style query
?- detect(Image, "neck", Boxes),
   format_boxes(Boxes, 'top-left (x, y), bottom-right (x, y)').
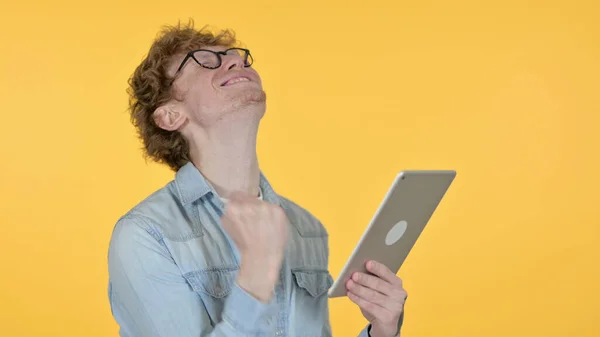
top-left (187, 115), bottom-right (261, 199)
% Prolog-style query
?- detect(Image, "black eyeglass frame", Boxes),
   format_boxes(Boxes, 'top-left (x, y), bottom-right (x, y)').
top-left (172, 47), bottom-right (253, 78)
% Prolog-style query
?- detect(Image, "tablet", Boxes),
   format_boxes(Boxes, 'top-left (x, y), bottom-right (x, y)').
top-left (328, 170), bottom-right (456, 298)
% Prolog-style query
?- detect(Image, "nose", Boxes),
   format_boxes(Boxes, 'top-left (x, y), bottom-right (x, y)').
top-left (223, 53), bottom-right (245, 70)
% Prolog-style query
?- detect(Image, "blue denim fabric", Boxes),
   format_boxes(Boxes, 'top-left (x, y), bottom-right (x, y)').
top-left (107, 162), bottom-right (374, 337)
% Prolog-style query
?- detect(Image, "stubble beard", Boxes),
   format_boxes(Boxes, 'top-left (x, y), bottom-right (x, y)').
top-left (226, 89), bottom-right (267, 120)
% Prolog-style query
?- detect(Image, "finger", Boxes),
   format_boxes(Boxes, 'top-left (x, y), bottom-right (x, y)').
top-left (366, 260), bottom-right (402, 286)
top-left (353, 272), bottom-right (408, 303)
top-left (347, 279), bottom-right (400, 312)
top-left (347, 290), bottom-right (399, 325)
top-left (351, 272), bottom-right (394, 296)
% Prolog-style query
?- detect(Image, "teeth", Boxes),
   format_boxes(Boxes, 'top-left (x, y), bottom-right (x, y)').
top-left (225, 77), bottom-right (249, 86)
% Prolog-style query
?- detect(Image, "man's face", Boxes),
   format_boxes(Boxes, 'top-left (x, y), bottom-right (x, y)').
top-left (169, 45), bottom-right (266, 128)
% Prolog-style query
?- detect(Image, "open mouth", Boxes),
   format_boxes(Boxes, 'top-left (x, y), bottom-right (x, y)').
top-left (221, 76), bottom-right (251, 86)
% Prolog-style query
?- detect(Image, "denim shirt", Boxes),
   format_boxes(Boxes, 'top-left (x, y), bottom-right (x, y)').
top-left (107, 162), bottom-right (374, 337)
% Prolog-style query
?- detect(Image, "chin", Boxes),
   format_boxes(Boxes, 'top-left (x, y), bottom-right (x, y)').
top-left (242, 88), bottom-right (266, 103)
top-left (233, 89), bottom-right (266, 107)
top-left (222, 89), bottom-right (267, 117)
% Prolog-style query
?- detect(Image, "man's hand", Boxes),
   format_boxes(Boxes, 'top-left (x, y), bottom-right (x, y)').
top-left (221, 192), bottom-right (289, 303)
top-left (346, 260), bottom-right (408, 337)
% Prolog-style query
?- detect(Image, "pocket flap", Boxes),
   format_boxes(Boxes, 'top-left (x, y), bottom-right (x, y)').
top-left (292, 269), bottom-right (334, 297)
top-left (184, 267), bottom-right (238, 298)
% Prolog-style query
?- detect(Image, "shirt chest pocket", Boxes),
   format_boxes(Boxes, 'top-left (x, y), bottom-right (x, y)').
top-left (289, 268), bottom-right (334, 337)
top-left (285, 213), bottom-right (335, 336)
top-left (292, 268), bottom-right (333, 298)
top-left (183, 267), bottom-right (238, 324)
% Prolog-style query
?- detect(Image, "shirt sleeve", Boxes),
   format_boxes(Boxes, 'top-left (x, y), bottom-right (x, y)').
top-left (357, 311), bottom-right (405, 337)
top-left (107, 214), bottom-right (278, 337)
top-left (319, 291), bottom-right (384, 337)
top-left (357, 324), bottom-right (371, 337)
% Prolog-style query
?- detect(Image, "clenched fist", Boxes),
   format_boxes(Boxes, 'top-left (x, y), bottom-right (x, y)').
top-left (221, 192), bottom-right (289, 302)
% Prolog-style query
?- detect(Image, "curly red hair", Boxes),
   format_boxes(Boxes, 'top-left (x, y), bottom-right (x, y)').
top-left (127, 19), bottom-right (238, 171)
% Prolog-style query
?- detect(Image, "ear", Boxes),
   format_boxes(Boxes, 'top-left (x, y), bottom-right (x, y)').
top-left (153, 104), bottom-right (186, 131)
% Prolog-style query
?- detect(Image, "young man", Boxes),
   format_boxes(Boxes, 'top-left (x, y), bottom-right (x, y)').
top-left (107, 21), bottom-right (407, 337)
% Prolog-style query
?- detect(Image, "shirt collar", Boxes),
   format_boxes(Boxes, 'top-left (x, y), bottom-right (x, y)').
top-left (174, 161), bottom-right (280, 206)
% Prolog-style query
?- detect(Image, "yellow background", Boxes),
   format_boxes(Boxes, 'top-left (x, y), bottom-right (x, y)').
top-left (1, 0), bottom-right (598, 336)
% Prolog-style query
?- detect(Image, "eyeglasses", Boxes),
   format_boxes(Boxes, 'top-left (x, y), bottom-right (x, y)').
top-left (174, 47), bottom-right (254, 75)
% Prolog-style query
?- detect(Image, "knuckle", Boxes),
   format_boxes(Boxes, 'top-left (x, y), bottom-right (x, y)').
top-left (243, 201), bottom-right (254, 211)
top-left (368, 275), bottom-right (379, 288)
top-left (224, 207), bottom-right (238, 219)
top-left (272, 206), bottom-right (286, 218)
top-left (357, 273), bottom-right (367, 285)
top-left (264, 203), bottom-right (275, 214)
top-left (228, 202), bottom-right (241, 212)
top-left (367, 289), bottom-right (377, 301)
top-left (392, 289), bottom-right (406, 300)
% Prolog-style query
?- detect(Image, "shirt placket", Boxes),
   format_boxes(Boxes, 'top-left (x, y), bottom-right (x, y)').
top-left (274, 256), bottom-right (289, 336)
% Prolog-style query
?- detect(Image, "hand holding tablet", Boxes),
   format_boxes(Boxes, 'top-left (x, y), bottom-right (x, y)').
top-left (328, 170), bottom-right (456, 298)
